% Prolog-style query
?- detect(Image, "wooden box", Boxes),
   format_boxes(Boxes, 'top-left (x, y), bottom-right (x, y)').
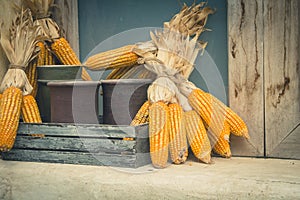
top-left (1, 123), bottom-right (150, 168)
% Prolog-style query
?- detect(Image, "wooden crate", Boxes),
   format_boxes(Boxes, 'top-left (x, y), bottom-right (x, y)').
top-left (1, 123), bottom-right (150, 168)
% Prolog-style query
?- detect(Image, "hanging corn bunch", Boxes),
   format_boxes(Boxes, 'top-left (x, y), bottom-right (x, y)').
top-left (0, 8), bottom-right (42, 151)
top-left (19, 0), bottom-right (90, 80)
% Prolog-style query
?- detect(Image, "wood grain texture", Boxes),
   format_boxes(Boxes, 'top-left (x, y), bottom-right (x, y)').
top-left (264, 0), bottom-right (300, 158)
top-left (228, 0), bottom-right (264, 156)
top-left (53, 0), bottom-right (80, 58)
top-left (2, 123), bottom-right (151, 168)
top-left (2, 149), bottom-right (143, 168)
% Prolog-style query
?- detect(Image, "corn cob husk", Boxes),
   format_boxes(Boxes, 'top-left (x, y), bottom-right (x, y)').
top-left (149, 101), bottom-right (170, 168)
top-left (184, 110), bottom-right (211, 163)
top-left (130, 101), bottom-right (150, 126)
top-left (0, 87), bottom-right (23, 151)
top-left (84, 45), bottom-right (139, 71)
top-left (0, 9), bottom-right (41, 95)
top-left (21, 94), bottom-right (42, 123)
top-left (168, 103), bottom-right (188, 164)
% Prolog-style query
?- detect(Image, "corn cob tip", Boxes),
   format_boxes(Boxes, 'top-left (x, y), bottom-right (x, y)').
top-left (0, 145), bottom-right (10, 152)
top-left (242, 128), bottom-right (250, 139)
top-left (199, 153), bottom-right (212, 164)
top-left (172, 147), bottom-right (188, 164)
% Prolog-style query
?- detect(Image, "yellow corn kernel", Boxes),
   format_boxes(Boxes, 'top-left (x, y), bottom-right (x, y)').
top-left (168, 103), bottom-right (188, 164)
top-left (37, 41), bottom-right (46, 66)
top-left (184, 110), bottom-right (211, 164)
top-left (84, 45), bottom-right (138, 70)
top-left (106, 66), bottom-right (133, 79)
top-left (51, 37), bottom-right (81, 65)
top-left (130, 101), bottom-right (150, 126)
top-left (188, 88), bottom-right (249, 139)
top-left (45, 43), bottom-right (55, 65)
top-left (25, 59), bottom-right (38, 97)
top-left (21, 95), bottom-right (42, 123)
top-left (81, 67), bottom-right (92, 81)
top-left (212, 122), bottom-right (231, 158)
top-left (149, 101), bottom-right (170, 168)
top-left (0, 87), bottom-right (23, 152)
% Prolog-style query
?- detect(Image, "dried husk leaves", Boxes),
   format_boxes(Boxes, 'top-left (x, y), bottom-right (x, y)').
top-left (16, 0), bottom-right (60, 39)
top-left (0, 9), bottom-right (42, 95)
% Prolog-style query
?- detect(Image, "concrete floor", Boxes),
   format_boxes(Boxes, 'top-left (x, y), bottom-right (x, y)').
top-left (0, 157), bottom-right (299, 200)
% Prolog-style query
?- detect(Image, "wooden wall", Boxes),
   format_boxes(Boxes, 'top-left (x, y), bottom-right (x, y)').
top-left (228, 0), bottom-right (300, 158)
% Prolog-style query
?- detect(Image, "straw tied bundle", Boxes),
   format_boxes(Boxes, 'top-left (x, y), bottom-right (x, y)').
top-left (129, 3), bottom-right (250, 168)
top-left (0, 9), bottom-right (43, 151)
top-left (82, 3), bottom-right (249, 168)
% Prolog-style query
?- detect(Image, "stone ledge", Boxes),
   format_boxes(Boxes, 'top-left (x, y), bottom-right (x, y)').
top-left (0, 157), bottom-right (299, 200)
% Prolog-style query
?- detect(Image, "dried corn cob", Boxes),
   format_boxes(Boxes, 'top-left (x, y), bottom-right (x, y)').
top-left (44, 43), bottom-right (54, 65)
top-left (106, 66), bottom-right (133, 79)
top-left (184, 110), bottom-right (211, 163)
top-left (25, 59), bottom-right (38, 97)
top-left (0, 87), bottom-right (23, 151)
top-left (212, 122), bottom-right (231, 158)
top-left (84, 45), bottom-right (138, 70)
top-left (21, 95), bottom-right (42, 123)
top-left (51, 37), bottom-right (81, 65)
top-left (210, 94), bottom-right (249, 138)
top-left (149, 101), bottom-right (170, 168)
top-left (0, 93), bottom-right (2, 115)
top-left (37, 41), bottom-right (45, 66)
top-left (188, 89), bottom-right (225, 140)
top-left (130, 101), bottom-right (150, 126)
top-left (188, 88), bottom-right (249, 139)
top-left (36, 41), bottom-right (54, 66)
top-left (81, 67), bottom-right (92, 81)
top-left (168, 103), bottom-right (188, 164)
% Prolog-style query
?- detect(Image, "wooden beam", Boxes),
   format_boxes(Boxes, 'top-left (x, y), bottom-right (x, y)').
top-left (264, 0), bottom-right (300, 158)
top-left (228, 0), bottom-right (264, 156)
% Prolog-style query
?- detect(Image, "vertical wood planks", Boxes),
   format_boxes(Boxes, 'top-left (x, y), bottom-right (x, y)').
top-left (228, 0), bottom-right (264, 156)
top-left (264, 0), bottom-right (300, 158)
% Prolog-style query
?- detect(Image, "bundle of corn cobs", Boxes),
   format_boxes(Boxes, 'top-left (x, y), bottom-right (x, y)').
top-left (0, 8), bottom-right (43, 151)
top-left (84, 3), bottom-right (249, 168)
top-left (18, 0), bottom-right (87, 98)
top-left (0, 0), bottom-right (83, 151)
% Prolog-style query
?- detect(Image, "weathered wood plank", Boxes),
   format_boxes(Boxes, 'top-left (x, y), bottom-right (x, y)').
top-left (13, 136), bottom-right (137, 154)
top-left (268, 126), bottom-right (300, 159)
top-left (264, 0), bottom-right (300, 158)
top-left (1, 149), bottom-right (149, 168)
top-left (18, 123), bottom-right (137, 138)
top-left (228, 0), bottom-right (264, 156)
